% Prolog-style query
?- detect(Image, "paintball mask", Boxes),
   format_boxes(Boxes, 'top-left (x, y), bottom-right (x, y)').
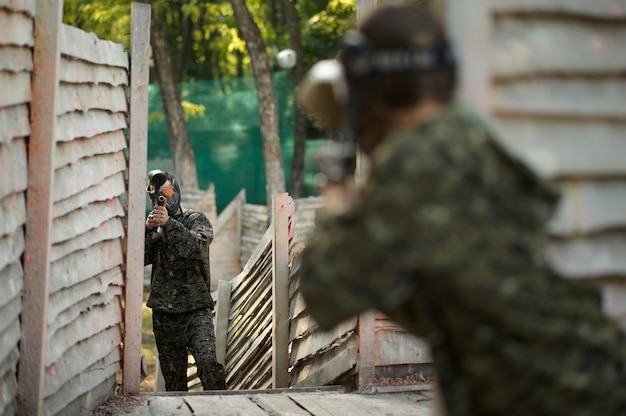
top-left (146, 169), bottom-right (181, 216)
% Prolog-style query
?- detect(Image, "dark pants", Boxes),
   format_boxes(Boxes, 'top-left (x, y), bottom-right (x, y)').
top-left (153, 308), bottom-right (226, 391)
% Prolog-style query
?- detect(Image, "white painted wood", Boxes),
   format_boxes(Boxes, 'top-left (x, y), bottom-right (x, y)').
top-left (57, 83), bottom-right (128, 115)
top-left (0, 139), bottom-right (28, 200)
top-left (548, 180), bottom-right (626, 236)
top-left (495, 118), bottom-right (626, 178)
top-left (59, 57), bottom-right (129, 86)
top-left (60, 24), bottom-right (128, 68)
top-left (50, 239), bottom-right (124, 293)
top-left (0, 192), bottom-right (26, 239)
top-left (0, 231), bottom-right (24, 275)
top-left (493, 17), bottom-right (626, 76)
top-left (55, 131), bottom-right (127, 169)
top-left (51, 199), bottom-right (125, 244)
top-left (0, 262), bottom-right (23, 313)
top-left (0, 71), bottom-right (30, 107)
top-left (547, 234), bottom-right (626, 278)
top-left (0, 46), bottom-right (32, 72)
top-left (490, 0), bottom-right (626, 18)
top-left (0, 104), bottom-right (29, 144)
top-left (0, 0), bottom-right (36, 15)
top-left (493, 78), bottom-right (626, 119)
top-left (51, 171), bottom-right (126, 218)
top-left (54, 110), bottom-right (127, 142)
top-left (215, 280), bottom-right (232, 366)
top-left (0, 8), bottom-right (33, 46)
top-left (54, 150), bottom-right (127, 201)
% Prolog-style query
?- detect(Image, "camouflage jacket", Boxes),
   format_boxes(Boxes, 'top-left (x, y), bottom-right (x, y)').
top-left (145, 209), bottom-right (215, 313)
top-left (300, 106), bottom-right (626, 415)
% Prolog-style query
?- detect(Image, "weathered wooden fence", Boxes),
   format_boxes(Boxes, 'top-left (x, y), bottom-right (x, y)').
top-left (449, 0), bottom-right (626, 328)
top-left (0, 2), bottom-right (150, 414)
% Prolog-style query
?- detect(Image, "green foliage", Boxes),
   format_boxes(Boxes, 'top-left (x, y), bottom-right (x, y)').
top-left (63, 0), bottom-right (132, 48)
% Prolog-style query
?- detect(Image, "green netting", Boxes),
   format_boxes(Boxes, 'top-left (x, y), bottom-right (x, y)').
top-left (147, 70), bottom-right (324, 212)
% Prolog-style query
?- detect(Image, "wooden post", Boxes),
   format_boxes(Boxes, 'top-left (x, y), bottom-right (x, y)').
top-left (214, 279), bottom-right (232, 366)
top-left (445, 0), bottom-right (492, 111)
top-left (123, 2), bottom-right (151, 395)
top-left (272, 193), bottom-right (291, 388)
top-left (17, 1), bottom-right (62, 414)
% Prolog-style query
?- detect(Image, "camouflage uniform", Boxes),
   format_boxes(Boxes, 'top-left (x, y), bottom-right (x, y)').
top-left (145, 209), bottom-right (226, 391)
top-left (300, 106), bottom-right (626, 415)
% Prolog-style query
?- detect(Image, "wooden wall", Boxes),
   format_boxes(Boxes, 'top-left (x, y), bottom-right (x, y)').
top-left (460, 0), bottom-right (626, 327)
top-left (0, 2), bottom-right (33, 414)
top-left (0, 1), bottom-right (133, 413)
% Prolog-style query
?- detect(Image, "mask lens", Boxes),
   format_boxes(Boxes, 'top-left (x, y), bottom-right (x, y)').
top-left (160, 185), bottom-right (177, 205)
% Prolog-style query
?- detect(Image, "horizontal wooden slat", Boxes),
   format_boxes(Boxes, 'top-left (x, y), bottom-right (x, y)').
top-left (59, 57), bottom-right (129, 87)
top-left (0, 104), bottom-right (29, 144)
top-left (291, 336), bottom-right (358, 388)
top-left (52, 172), bottom-right (126, 219)
top-left (0, 139), bottom-right (27, 201)
top-left (0, 229), bottom-right (24, 274)
top-left (48, 267), bottom-right (123, 325)
top-left (0, 0), bottom-right (36, 15)
top-left (54, 150), bottom-right (127, 202)
top-left (493, 77), bottom-right (626, 119)
top-left (0, 349), bottom-right (18, 415)
top-left (0, 311), bottom-right (20, 366)
top-left (0, 192), bottom-right (25, 239)
top-left (490, 0), bottom-right (626, 19)
top-left (55, 110), bottom-right (127, 142)
top-left (58, 83), bottom-right (128, 115)
top-left (547, 233), bottom-right (626, 278)
top-left (51, 218), bottom-right (125, 263)
top-left (50, 239), bottom-right (124, 294)
top-left (45, 300), bottom-right (120, 368)
top-left (51, 199), bottom-right (125, 244)
top-left (0, 8), bottom-right (33, 46)
top-left (0, 45), bottom-right (32, 72)
top-left (493, 16), bottom-right (626, 77)
top-left (548, 179), bottom-right (626, 236)
top-left (0, 71), bottom-right (30, 107)
top-left (289, 317), bottom-right (357, 366)
top-left (0, 261), bottom-right (22, 313)
top-left (495, 117), bottom-right (626, 178)
top-left (43, 348), bottom-right (120, 415)
top-left (60, 24), bottom-right (128, 69)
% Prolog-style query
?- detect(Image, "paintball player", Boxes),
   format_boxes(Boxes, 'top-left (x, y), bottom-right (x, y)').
top-left (297, 3), bottom-right (626, 415)
top-left (145, 169), bottom-right (226, 391)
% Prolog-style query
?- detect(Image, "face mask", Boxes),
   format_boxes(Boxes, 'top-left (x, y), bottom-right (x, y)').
top-left (146, 171), bottom-right (182, 216)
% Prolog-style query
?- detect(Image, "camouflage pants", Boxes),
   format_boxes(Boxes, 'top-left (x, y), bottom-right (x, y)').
top-left (153, 308), bottom-right (226, 391)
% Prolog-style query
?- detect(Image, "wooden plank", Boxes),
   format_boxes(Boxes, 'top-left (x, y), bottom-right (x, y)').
top-left (495, 117), bottom-right (626, 178)
top-left (18, 1), bottom-right (62, 414)
top-left (250, 393), bottom-right (312, 416)
top-left (490, 0), bottom-right (626, 19)
top-left (59, 57), bottom-right (129, 86)
top-left (601, 280), bottom-right (626, 327)
top-left (548, 179), bottom-right (626, 236)
top-left (215, 280), bottom-right (232, 365)
top-left (0, 71), bottom-right (30, 107)
top-left (184, 395), bottom-right (267, 416)
top-left (51, 171), bottom-right (125, 219)
top-left (57, 82), bottom-right (128, 115)
top-left (357, 310), bottom-right (376, 391)
top-left (0, 139), bottom-right (28, 201)
top-left (55, 131), bottom-right (127, 169)
top-left (290, 317), bottom-right (358, 366)
top-left (272, 193), bottom-right (291, 388)
top-left (289, 391), bottom-right (432, 416)
top-left (123, 3), bottom-right (151, 395)
top-left (54, 150), bottom-right (127, 201)
top-left (0, 0), bottom-right (36, 15)
top-left (55, 110), bottom-right (127, 142)
top-left (493, 17), bottom-right (626, 77)
top-left (231, 226), bottom-right (273, 287)
top-left (0, 230), bottom-right (24, 272)
top-left (493, 77), bottom-right (626, 119)
top-left (50, 239), bottom-right (124, 293)
top-left (51, 199), bottom-right (125, 244)
top-left (0, 104), bottom-right (30, 144)
top-left (0, 192), bottom-right (25, 239)
top-left (445, 0), bottom-right (492, 110)
top-left (0, 349), bottom-right (19, 416)
top-left (0, 45), bottom-right (32, 72)
top-left (547, 234), bottom-right (626, 278)
top-left (0, 300), bottom-right (21, 353)
top-left (0, 8), bottom-right (33, 46)
top-left (293, 344), bottom-right (358, 388)
top-left (60, 24), bottom-right (128, 68)
top-left (374, 329), bottom-right (432, 367)
top-left (0, 262), bottom-right (22, 312)
top-left (146, 397), bottom-right (193, 416)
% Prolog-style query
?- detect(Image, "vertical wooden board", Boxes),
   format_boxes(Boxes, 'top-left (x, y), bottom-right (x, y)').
top-left (123, 2), bottom-right (152, 395)
top-left (214, 280), bottom-right (232, 365)
top-left (357, 310), bottom-right (376, 390)
top-left (19, 1), bottom-right (62, 414)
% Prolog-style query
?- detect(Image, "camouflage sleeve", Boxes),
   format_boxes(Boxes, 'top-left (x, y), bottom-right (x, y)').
top-left (300, 130), bottom-right (442, 329)
top-left (144, 227), bottom-right (157, 266)
top-left (161, 211), bottom-right (213, 260)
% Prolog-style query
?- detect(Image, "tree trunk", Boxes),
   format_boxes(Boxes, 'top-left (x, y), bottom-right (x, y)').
top-left (280, 0), bottom-right (307, 198)
top-left (229, 0), bottom-right (286, 206)
top-left (150, 4), bottom-right (199, 189)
